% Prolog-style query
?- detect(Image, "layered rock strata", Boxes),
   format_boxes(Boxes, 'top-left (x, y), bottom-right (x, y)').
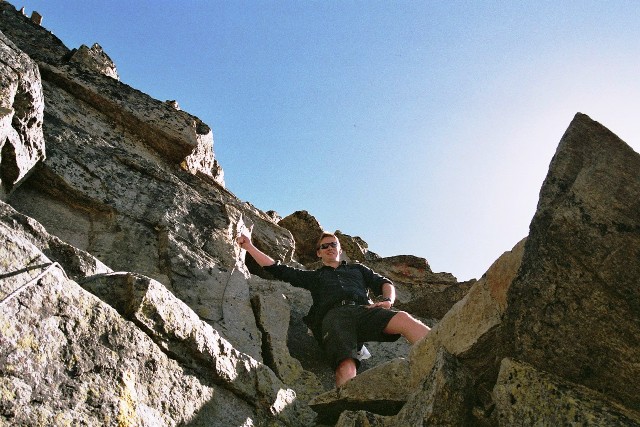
top-left (1, 2), bottom-right (639, 426)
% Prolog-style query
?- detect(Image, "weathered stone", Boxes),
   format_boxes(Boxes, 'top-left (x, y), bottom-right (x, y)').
top-left (409, 238), bottom-right (526, 390)
top-left (502, 113), bottom-right (640, 411)
top-left (335, 410), bottom-right (390, 427)
top-left (308, 358), bottom-right (410, 424)
top-left (368, 254), bottom-right (467, 320)
top-left (68, 43), bottom-right (119, 80)
top-left (7, 74), bottom-right (263, 360)
top-left (0, 29), bottom-right (45, 199)
top-left (29, 11), bottom-right (42, 25)
top-left (250, 276), bottom-right (324, 401)
top-left (493, 358), bottom-right (640, 426)
top-left (0, 220), bottom-right (261, 426)
top-left (278, 210), bottom-right (325, 265)
top-left (38, 62), bottom-right (222, 179)
top-left (3, 2), bottom-right (640, 424)
top-left (79, 271), bottom-right (317, 426)
top-left (0, 3), bottom-right (72, 66)
top-left (394, 347), bottom-right (475, 426)
top-left (335, 230), bottom-right (379, 262)
top-left (0, 201), bottom-right (111, 283)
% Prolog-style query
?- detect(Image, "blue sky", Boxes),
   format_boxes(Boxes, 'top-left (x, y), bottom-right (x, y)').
top-left (11, 1), bottom-right (640, 281)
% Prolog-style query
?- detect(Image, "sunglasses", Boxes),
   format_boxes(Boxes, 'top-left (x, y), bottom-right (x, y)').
top-left (319, 242), bottom-right (338, 250)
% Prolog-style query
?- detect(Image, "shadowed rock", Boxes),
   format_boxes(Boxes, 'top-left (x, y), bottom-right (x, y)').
top-left (502, 113), bottom-right (640, 411)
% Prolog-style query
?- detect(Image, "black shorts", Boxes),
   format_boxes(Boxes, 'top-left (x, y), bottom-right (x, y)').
top-left (321, 305), bottom-right (401, 370)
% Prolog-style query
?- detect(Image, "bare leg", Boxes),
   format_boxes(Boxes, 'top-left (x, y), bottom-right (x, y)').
top-left (383, 311), bottom-right (430, 344)
top-left (335, 358), bottom-right (357, 387)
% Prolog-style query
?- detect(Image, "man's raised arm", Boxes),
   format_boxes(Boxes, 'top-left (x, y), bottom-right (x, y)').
top-left (236, 233), bottom-right (276, 267)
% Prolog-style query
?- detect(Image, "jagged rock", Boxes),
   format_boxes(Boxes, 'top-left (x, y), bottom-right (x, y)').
top-left (394, 347), bottom-right (475, 426)
top-left (3, 0), bottom-right (283, 363)
top-left (308, 358), bottom-right (410, 424)
top-left (0, 201), bottom-right (111, 282)
top-left (38, 61), bottom-right (221, 179)
top-left (278, 210), bottom-right (325, 265)
top-left (0, 217), bottom-right (263, 426)
top-left (265, 209), bottom-right (282, 223)
top-left (68, 43), bottom-right (119, 80)
top-left (367, 254), bottom-right (468, 320)
top-left (502, 113), bottom-right (640, 411)
top-left (335, 230), bottom-right (379, 262)
top-left (165, 99), bottom-right (180, 110)
top-left (0, 3), bottom-right (221, 181)
top-left (249, 276), bottom-right (325, 401)
top-left (0, 29), bottom-right (45, 200)
top-left (0, 3), bottom-right (75, 66)
top-left (80, 271), bottom-right (316, 426)
top-left (3, 1), bottom-right (640, 424)
top-left (493, 358), bottom-right (640, 426)
top-left (29, 11), bottom-right (42, 25)
top-left (335, 410), bottom-right (389, 427)
top-left (409, 238), bottom-right (526, 396)
top-left (400, 239), bottom-right (525, 423)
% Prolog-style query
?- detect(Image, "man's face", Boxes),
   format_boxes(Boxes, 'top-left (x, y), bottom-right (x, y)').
top-left (317, 236), bottom-right (341, 264)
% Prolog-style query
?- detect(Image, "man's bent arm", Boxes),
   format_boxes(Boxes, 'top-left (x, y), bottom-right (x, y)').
top-left (237, 234), bottom-right (275, 267)
top-left (381, 282), bottom-right (396, 305)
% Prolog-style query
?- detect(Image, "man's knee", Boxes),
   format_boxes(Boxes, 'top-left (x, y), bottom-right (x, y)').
top-left (335, 358), bottom-right (357, 387)
top-left (385, 311), bottom-right (429, 342)
top-left (387, 310), bottom-right (416, 328)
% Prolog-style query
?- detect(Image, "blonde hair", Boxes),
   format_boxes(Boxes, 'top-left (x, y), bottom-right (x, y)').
top-left (316, 232), bottom-right (339, 250)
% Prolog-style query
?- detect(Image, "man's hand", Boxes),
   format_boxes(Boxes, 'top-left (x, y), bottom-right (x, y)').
top-left (367, 300), bottom-right (393, 310)
top-left (236, 233), bottom-right (276, 267)
top-left (237, 233), bottom-right (251, 250)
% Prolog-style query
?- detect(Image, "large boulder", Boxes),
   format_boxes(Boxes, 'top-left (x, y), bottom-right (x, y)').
top-left (0, 29), bottom-right (45, 200)
top-left (409, 238), bottom-right (526, 396)
top-left (278, 210), bottom-right (325, 265)
top-left (67, 43), bottom-right (119, 80)
top-left (308, 358), bottom-right (411, 425)
top-left (0, 205), bottom-right (281, 426)
top-left (367, 254), bottom-right (469, 320)
top-left (493, 358), bottom-right (640, 426)
top-left (0, 202), bottom-right (315, 426)
top-left (502, 113), bottom-right (640, 411)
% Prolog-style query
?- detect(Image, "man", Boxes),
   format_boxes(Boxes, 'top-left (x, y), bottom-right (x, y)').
top-left (237, 231), bottom-right (430, 387)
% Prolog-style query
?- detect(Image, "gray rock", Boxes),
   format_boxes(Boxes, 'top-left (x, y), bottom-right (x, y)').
top-left (409, 238), bottom-right (526, 394)
top-left (335, 410), bottom-right (390, 427)
top-left (493, 358), bottom-right (640, 426)
top-left (308, 358), bottom-right (411, 425)
top-left (250, 276), bottom-right (325, 401)
top-left (0, 217), bottom-right (259, 426)
top-left (3, 2), bottom-right (640, 425)
top-left (367, 254), bottom-right (467, 320)
top-left (502, 113), bottom-right (640, 411)
top-left (395, 347), bottom-right (475, 426)
top-left (68, 43), bottom-right (119, 80)
top-left (335, 230), bottom-right (380, 262)
top-left (0, 29), bottom-right (45, 200)
top-left (80, 271), bottom-right (316, 426)
top-left (278, 210), bottom-right (325, 266)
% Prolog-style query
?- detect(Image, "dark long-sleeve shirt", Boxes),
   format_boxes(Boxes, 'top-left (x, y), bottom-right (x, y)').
top-left (263, 260), bottom-right (393, 336)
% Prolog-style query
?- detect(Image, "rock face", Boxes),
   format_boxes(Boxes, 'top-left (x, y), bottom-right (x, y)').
top-left (502, 112), bottom-right (640, 411)
top-left (1, 2), bottom-right (639, 425)
top-left (0, 29), bottom-right (45, 199)
top-left (67, 43), bottom-right (119, 80)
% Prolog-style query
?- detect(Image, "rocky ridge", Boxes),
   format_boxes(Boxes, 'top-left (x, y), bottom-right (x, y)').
top-left (1, 3), bottom-right (639, 426)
